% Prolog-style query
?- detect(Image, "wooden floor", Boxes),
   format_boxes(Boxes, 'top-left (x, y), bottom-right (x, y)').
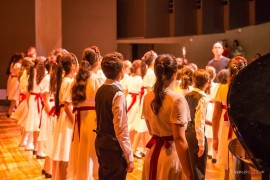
top-left (0, 105), bottom-right (259, 180)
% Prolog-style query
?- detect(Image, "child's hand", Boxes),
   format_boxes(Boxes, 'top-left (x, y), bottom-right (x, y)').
top-left (126, 161), bottom-right (134, 173)
top-left (197, 149), bottom-right (204, 157)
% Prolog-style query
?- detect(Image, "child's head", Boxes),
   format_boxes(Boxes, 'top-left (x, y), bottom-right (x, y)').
top-left (82, 46), bottom-right (101, 69)
top-left (192, 69), bottom-right (210, 90)
top-left (151, 54), bottom-right (177, 114)
top-left (142, 50), bottom-right (158, 67)
top-left (228, 56), bottom-right (247, 84)
top-left (60, 53), bottom-right (78, 75)
top-left (101, 52), bottom-right (124, 80)
top-left (123, 60), bottom-right (132, 75)
top-left (216, 69), bottom-right (228, 84)
top-left (206, 66), bottom-right (216, 82)
top-left (130, 60), bottom-right (146, 77)
top-left (21, 57), bottom-right (33, 74)
top-left (178, 67), bottom-right (193, 89)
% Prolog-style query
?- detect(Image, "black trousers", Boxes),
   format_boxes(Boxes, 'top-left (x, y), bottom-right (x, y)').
top-left (95, 136), bottom-right (127, 180)
top-left (186, 126), bottom-right (208, 180)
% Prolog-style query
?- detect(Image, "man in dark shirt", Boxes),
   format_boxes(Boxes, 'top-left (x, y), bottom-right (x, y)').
top-left (207, 42), bottom-right (230, 75)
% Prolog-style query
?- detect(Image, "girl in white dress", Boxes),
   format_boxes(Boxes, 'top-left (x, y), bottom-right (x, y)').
top-left (125, 60), bottom-right (146, 156)
top-left (24, 59), bottom-right (47, 152)
top-left (212, 56), bottom-right (247, 179)
top-left (205, 66), bottom-right (219, 161)
top-left (52, 53), bottom-right (78, 180)
top-left (142, 54), bottom-right (192, 180)
top-left (36, 59), bottom-right (51, 159)
top-left (6, 53), bottom-right (23, 116)
top-left (132, 50), bottom-right (157, 158)
top-left (67, 46), bottom-right (101, 180)
top-left (43, 50), bottom-right (68, 178)
top-left (12, 58), bottom-right (33, 146)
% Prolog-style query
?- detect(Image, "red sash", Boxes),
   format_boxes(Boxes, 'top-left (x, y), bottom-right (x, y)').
top-left (72, 106), bottom-right (95, 141)
top-left (140, 86), bottom-right (146, 103)
top-left (222, 105), bottom-right (233, 139)
top-left (146, 135), bottom-right (174, 180)
top-left (30, 92), bottom-right (43, 113)
top-left (38, 98), bottom-right (55, 128)
top-left (19, 93), bottom-right (26, 105)
top-left (49, 103), bottom-right (63, 116)
top-left (127, 93), bottom-right (139, 113)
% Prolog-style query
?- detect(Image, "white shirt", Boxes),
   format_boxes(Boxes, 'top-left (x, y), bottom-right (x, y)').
top-left (103, 79), bottom-right (134, 163)
top-left (193, 88), bottom-right (208, 150)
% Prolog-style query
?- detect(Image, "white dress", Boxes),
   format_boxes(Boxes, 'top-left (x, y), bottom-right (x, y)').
top-left (44, 93), bottom-right (57, 158)
top-left (142, 90), bottom-right (190, 180)
top-left (7, 62), bottom-right (21, 101)
top-left (205, 82), bottom-right (219, 138)
top-left (120, 73), bottom-right (130, 92)
top-left (52, 76), bottom-right (74, 162)
top-left (38, 73), bottom-right (51, 142)
top-left (25, 70), bottom-right (43, 132)
top-left (67, 72), bottom-right (100, 180)
top-left (126, 75), bottom-right (143, 131)
top-left (136, 68), bottom-right (156, 132)
top-left (12, 70), bottom-right (29, 127)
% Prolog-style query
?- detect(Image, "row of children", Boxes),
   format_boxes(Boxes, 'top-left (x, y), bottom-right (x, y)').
top-left (7, 44), bottom-right (248, 179)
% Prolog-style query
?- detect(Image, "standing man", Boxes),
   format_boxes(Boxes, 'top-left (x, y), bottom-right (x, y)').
top-left (207, 42), bottom-right (230, 75)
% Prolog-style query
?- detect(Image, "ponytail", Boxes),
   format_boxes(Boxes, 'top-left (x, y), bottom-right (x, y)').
top-left (72, 60), bottom-right (91, 106)
top-left (151, 54), bottom-right (177, 115)
top-left (55, 63), bottom-right (63, 114)
top-left (28, 65), bottom-right (35, 92)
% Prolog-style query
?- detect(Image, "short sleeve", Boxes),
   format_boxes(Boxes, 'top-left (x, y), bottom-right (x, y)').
top-left (170, 96), bottom-right (189, 126)
top-left (214, 85), bottom-right (223, 102)
top-left (60, 78), bottom-right (73, 103)
top-left (40, 74), bottom-right (50, 93)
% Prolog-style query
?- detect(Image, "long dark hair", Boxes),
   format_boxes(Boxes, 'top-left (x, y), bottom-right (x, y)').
top-left (6, 53), bottom-right (23, 75)
top-left (151, 54), bottom-right (177, 114)
top-left (72, 47), bottom-right (100, 106)
top-left (55, 53), bottom-right (78, 113)
top-left (28, 59), bottom-right (45, 91)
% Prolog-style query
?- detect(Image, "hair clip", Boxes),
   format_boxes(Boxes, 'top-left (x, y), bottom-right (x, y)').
top-left (90, 46), bottom-right (100, 54)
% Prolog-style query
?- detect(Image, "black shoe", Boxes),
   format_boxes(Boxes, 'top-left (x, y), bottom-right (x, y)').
top-left (41, 169), bottom-right (46, 175)
top-left (45, 173), bottom-right (52, 178)
top-left (36, 155), bottom-right (45, 159)
top-left (207, 155), bottom-right (212, 159)
top-left (33, 150), bottom-right (37, 155)
top-left (212, 158), bottom-right (217, 163)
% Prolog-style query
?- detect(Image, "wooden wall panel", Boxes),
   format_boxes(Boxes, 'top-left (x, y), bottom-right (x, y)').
top-left (0, 0), bottom-right (35, 90)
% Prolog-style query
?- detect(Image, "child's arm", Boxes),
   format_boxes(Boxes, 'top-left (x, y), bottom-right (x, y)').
top-left (195, 97), bottom-right (207, 157)
top-left (112, 91), bottom-right (134, 172)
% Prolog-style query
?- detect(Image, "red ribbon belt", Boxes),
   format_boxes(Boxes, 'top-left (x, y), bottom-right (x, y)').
top-left (222, 105), bottom-right (233, 139)
top-left (30, 92), bottom-right (43, 113)
top-left (49, 103), bottom-right (63, 116)
top-left (146, 135), bottom-right (174, 180)
top-left (127, 92), bottom-right (139, 113)
top-left (140, 86), bottom-right (146, 104)
top-left (19, 93), bottom-right (26, 104)
top-left (72, 106), bottom-right (95, 141)
top-left (39, 99), bottom-right (56, 128)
